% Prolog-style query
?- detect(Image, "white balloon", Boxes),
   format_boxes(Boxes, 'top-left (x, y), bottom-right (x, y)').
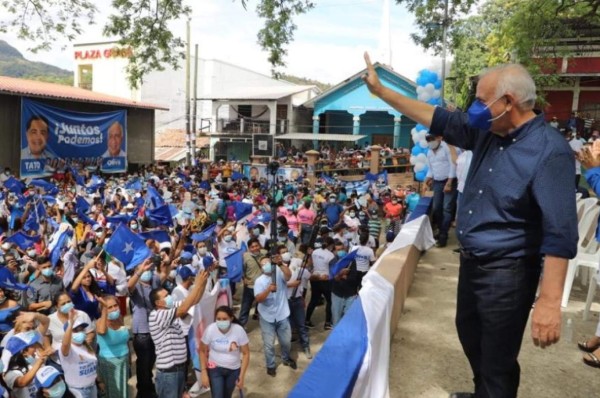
top-left (432, 89), bottom-right (441, 99)
top-left (425, 83), bottom-right (435, 93)
top-left (416, 86), bottom-right (424, 94)
top-left (417, 93), bottom-right (427, 102)
top-left (421, 92), bottom-right (431, 102)
top-left (414, 162), bottom-right (426, 172)
top-left (419, 139), bottom-right (428, 149)
top-left (417, 131), bottom-right (428, 141)
top-left (416, 153), bottom-right (427, 162)
top-left (410, 155), bottom-right (417, 165)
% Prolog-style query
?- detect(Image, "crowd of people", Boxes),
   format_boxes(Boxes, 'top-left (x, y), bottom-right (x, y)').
top-left (0, 159), bottom-right (414, 398)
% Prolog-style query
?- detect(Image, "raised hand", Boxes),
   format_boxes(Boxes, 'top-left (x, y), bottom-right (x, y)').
top-left (362, 52), bottom-right (383, 96)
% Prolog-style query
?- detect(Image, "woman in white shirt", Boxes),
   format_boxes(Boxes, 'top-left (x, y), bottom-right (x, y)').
top-left (59, 311), bottom-right (98, 398)
top-left (199, 306), bottom-right (249, 398)
top-left (4, 331), bottom-right (51, 398)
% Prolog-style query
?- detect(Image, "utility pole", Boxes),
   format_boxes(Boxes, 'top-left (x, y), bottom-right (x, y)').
top-left (440, 0), bottom-right (449, 106)
top-left (192, 44), bottom-right (199, 167)
top-left (185, 18), bottom-right (192, 166)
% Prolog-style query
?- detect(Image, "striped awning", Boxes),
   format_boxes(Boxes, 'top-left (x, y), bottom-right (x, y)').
top-left (275, 133), bottom-right (366, 142)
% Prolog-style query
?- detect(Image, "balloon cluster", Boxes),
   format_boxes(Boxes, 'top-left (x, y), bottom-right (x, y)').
top-left (409, 68), bottom-right (443, 181)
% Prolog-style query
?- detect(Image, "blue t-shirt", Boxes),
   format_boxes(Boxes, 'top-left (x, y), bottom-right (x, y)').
top-left (324, 203), bottom-right (343, 227)
top-left (71, 288), bottom-right (100, 321)
top-left (254, 268), bottom-right (290, 323)
top-left (97, 327), bottom-right (130, 359)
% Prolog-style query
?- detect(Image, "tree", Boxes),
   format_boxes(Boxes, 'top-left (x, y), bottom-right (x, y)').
top-left (0, 0), bottom-right (190, 88)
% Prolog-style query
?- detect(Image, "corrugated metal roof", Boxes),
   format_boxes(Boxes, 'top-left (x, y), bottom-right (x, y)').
top-left (154, 147), bottom-right (188, 162)
top-left (197, 85), bottom-right (317, 101)
top-left (275, 133), bottom-right (366, 142)
top-left (0, 75), bottom-right (168, 110)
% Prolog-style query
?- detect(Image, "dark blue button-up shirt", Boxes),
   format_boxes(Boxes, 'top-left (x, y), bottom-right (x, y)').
top-left (430, 108), bottom-right (578, 259)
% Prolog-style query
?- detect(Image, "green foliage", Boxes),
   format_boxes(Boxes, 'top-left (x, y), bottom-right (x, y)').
top-left (104, 0), bottom-right (192, 89)
top-left (240, 0), bottom-right (315, 77)
top-left (0, 40), bottom-right (72, 86)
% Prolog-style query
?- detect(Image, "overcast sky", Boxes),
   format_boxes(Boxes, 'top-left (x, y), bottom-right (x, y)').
top-left (3, 0), bottom-right (441, 84)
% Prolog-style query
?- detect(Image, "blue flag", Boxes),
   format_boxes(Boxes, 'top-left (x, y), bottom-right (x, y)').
top-left (6, 232), bottom-right (40, 250)
top-left (233, 201), bottom-right (253, 219)
top-left (104, 224), bottom-right (152, 271)
top-left (199, 181), bottom-right (211, 191)
top-left (191, 224), bottom-right (216, 242)
top-left (105, 213), bottom-right (135, 225)
top-left (9, 207), bottom-right (23, 230)
top-left (75, 196), bottom-right (91, 213)
top-left (0, 267), bottom-right (30, 291)
top-left (77, 210), bottom-right (98, 227)
top-left (225, 248), bottom-right (244, 283)
top-left (35, 200), bottom-right (46, 219)
top-left (147, 204), bottom-right (174, 227)
top-left (23, 212), bottom-right (39, 232)
top-left (4, 177), bottom-right (24, 194)
top-left (125, 179), bottom-right (142, 191)
top-left (231, 171), bottom-right (244, 181)
top-left (247, 212), bottom-right (272, 229)
top-left (329, 250), bottom-right (358, 279)
top-left (30, 179), bottom-right (58, 195)
top-left (49, 230), bottom-right (70, 267)
top-left (42, 195), bottom-right (57, 204)
top-left (321, 174), bottom-right (336, 185)
top-left (69, 167), bottom-right (85, 186)
top-left (146, 186), bottom-right (165, 208)
top-left (138, 230), bottom-right (171, 244)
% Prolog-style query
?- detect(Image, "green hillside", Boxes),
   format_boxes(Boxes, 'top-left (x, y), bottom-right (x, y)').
top-left (0, 40), bottom-right (73, 85)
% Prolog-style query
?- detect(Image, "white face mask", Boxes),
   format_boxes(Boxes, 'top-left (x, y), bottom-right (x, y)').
top-left (198, 247), bottom-right (207, 255)
top-left (428, 141), bottom-right (440, 150)
top-left (281, 252), bottom-right (292, 263)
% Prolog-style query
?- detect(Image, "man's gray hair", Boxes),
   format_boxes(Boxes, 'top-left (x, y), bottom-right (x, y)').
top-left (479, 64), bottom-right (537, 111)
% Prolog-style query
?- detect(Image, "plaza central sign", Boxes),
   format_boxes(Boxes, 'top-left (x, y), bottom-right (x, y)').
top-left (74, 47), bottom-right (133, 61)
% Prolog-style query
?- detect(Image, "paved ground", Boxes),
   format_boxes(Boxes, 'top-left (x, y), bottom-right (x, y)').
top-left (389, 234), bottom-right (600, 398)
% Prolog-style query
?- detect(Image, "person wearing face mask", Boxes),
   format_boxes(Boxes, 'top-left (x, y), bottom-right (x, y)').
top-left (331, 240), bottom-right (360, 326)
top-left (322, 195), bottom-right (344, 229)
top-left (363, 55), bottom-right (577, 398)
top-left (298, 201), bottom-right (317, 245)
top-left (199, 306), bottom-right (249, 398)
top-left (276, 229), bottom-right (296, 257)
top-left (239, 239), bottom-right (265, 327)
top-left (281, 246), bottom-right (312, 359)
top-left (27, 259), bottom-right (64, 316)
top-left (128, 258), bottom-right (165, 398)
top-left (46, 292), bottom-right (95, 367)
top-left (254, 255), bottom-right (295, 376)
top-left (192, 241), bottom-right (216, 273)
top-left (423, 134), bottom-right (457, 248)
top-left (34, 366), bottom-right (72, 398)
top-left (4, 331), bottom-right (50, 398)
top-left (217, 225), bottom-right (238, 270)
top-left (367, 209), bottom-right (382, 248)
top-left (96, 295), bottom-right (130, 398)
top-left (59, 311), bottom-right (98, 398)
top-left (148, 270), bottom-right (209, 398)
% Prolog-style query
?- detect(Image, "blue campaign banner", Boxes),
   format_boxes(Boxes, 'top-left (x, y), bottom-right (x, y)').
top-left (20, 98), bottom-right (127, 177)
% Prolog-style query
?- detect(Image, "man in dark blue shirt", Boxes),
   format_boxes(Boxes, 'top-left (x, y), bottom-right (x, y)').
top-left (362, 53), bottom-right (577, 398)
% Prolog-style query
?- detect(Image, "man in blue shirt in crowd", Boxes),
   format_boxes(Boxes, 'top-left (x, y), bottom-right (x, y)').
top-left (362, 53), bottom-right (577, 398)
top-left (323, 194), bottom-right (344, 227)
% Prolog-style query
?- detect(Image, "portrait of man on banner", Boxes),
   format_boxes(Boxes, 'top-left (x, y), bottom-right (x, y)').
top-left (102, 121), bottom-right (127, 158)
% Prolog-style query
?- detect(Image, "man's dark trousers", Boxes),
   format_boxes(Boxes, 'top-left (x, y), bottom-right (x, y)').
top-left (456, 254), bottom-right (541, 398)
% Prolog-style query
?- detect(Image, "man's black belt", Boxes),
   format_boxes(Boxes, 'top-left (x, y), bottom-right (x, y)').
top-left (159, 363), bottom-right (186, 373)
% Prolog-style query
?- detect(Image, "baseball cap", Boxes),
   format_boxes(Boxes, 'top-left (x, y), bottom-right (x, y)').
top-left (178, 265), bottom-right (196, 280)
top-left (35, 366), bottom-right (62, 388)
top-left (180, 251), bottom-right (193, 260)
top-left (62, 318), bottom-right (89, 332)
top-left (5, 331), bottom-right (42, 355)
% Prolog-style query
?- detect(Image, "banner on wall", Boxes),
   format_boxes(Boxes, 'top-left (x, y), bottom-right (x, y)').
top-left (20, 98), bottom-right (127, 178)
top-left (242, 164), bottom-right (268, 180)
top-left (276, 167), bottom-right (304, 181)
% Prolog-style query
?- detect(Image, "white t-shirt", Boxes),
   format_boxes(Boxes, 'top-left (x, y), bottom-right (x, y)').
top-left (59, 343), bottom-right (98, 388)
top-left (311, 248), bottom-right (335, 277)
top-left (47, 310), bottom-right (95, 354)
top-left (218, 240), bottom-right (238, 268)
top-left (4, 367), bottom-right (38, 398)
top-left (172, 285), bottom-right (194, 335)
top-left (201, 323), bottom-right (249, 370)
top-left (287, 264), bottom-right (311, 299)
top-left (569, 139), bottom-right (584, 175)
top-left (351, 245), bottom-right (376, 272)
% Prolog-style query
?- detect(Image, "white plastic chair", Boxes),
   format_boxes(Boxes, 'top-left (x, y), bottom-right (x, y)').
top-left (561, 204), bottom-right (600, 308)
top-left (584, 272), bottom-right (599, 321)
top-left (577, 197), bottom-right (598, 224)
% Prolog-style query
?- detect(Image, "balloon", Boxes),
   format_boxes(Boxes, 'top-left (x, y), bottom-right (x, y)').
top-left (414, 162), bottom-right (426, 172)
top-left (415, 124), bottom-right (428, 132)
top-left (432, 89), bottom-right (441, 99)
top-left (427, 98), bottom-right (441, 106)
top-left (406, 193), bottom-right (421, 211)
top-left (434, 80), bottom-right (442, 89)
top-left (425, 83), bottom-right (435, 93)
top-left (416, 153), bottom-right (427, 163)
top-left (420, 92), bottom-right (431, 102)
top-left (410, 155), bottom-right (417, 165)
top-left (411, 146), bottom-right (423, 156)
top-left (417, 130), bottom-right (428, 141)
top-left (415, 169), bottom-right (428, 182)
top-left (416, 86), bottom-right (424, 94)
top-left (419, 139), bottom-right (428, 149)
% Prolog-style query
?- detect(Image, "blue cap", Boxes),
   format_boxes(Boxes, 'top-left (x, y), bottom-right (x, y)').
top-left (35, 366), bottom-right (62, 388)
top-left (6, 331), bottom-right (41, 355)
top-left (180, 251), bottom-right (193, 260)
top-left (178, 265), bottom-right (196, 280)
top-left (202, 256), bottom-right (214, 269)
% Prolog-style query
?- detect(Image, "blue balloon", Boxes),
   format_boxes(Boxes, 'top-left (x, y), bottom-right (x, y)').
top-left (415, 170), bottom-right (427, 182)
top-left (427, 98), bottom-right (441, 106)
top-left (415, 123), bottom-right (428, 132)
top-left (416, 70), bottom-right (429, 86)
top-left (411, 146), bottom-right (423, 156)
top-left (434, 80), bottom-right (442, 89)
